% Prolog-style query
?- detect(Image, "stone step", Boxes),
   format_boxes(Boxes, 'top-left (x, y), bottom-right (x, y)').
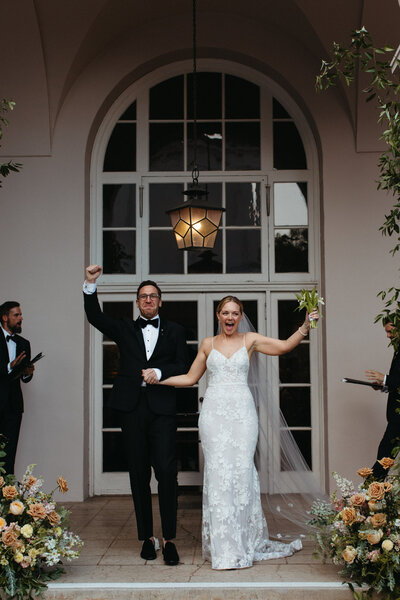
top-left (44, 581), bottom-right (357, 600)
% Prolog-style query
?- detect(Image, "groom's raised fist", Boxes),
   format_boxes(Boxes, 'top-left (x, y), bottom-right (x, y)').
top-left (86, 264), bottom-right (102, 283)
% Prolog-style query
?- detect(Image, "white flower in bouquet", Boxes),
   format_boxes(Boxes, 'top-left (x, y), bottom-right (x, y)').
top-left (295, 287), bottom-right (324, 328)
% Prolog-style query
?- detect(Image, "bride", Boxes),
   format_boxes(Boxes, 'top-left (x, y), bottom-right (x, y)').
top-left (144, 295), bottom-right (319, 570)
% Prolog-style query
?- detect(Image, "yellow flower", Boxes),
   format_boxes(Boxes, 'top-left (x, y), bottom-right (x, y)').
top-left (9, 501), bottom-right (24, 515)
top-left (20, 524), bottom-right (33, 539)
top-left (0, 517), bottom-right (6, 530)
top-left (14, 552), bottom-right (24, 564)
top-left (342, 546), bottom-right (357, 564)
top-left (382, 539), bottom-right (394, 551)
top-left (0, 558), bottom-right (8, 566)
top-left (54, 527), bottom-right (62, 537)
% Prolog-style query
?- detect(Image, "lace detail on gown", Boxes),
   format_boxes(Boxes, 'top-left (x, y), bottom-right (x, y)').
top-left (198, 345), bottom-right (302, 570)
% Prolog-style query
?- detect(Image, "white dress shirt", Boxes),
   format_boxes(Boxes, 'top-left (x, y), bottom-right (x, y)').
top-left (2, 325), bottom-right (15, 373)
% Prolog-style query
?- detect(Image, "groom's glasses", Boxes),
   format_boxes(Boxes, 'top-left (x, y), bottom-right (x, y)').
top-left (138, 293), bottom-right (160, 300)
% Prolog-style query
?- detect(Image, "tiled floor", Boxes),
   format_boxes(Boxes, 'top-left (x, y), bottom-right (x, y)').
top-left (54, 491), bottom-right (345, 590)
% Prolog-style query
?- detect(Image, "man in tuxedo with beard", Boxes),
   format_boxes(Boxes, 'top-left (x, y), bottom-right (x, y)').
top-left (366, 320), bottom-right (400, 479)
top-left (0, 302), bottom-right (34, 474)
top-left (83, 265), bottom-right (188, 565)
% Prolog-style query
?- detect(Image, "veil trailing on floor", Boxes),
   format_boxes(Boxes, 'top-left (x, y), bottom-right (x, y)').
top-left (219, 313), bottom-right (327, 540)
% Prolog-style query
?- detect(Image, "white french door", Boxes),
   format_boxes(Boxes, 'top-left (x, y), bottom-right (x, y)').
top-left (91, 290), bottom-right (323, 495)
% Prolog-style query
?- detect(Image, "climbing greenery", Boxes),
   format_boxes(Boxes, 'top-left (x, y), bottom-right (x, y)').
top-left (0, 99), bottom-right (22, 188)
top-left (316, 27), bottom-right (400, 348)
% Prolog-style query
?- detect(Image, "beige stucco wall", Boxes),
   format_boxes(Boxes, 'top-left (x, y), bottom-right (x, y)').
top-left (0, 2), bottom-right (399, 499)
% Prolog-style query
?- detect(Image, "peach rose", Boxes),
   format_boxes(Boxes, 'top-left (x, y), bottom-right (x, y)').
top-left (368, 482), bottom-right (385, 501)
top-left (370, 513), bottom-right (387, 528)
top-left (2, 529), bottom-right (20, 549)
top-left (350, 494), bottom-right (366, 506)
top-left (24, 476), bottom-right (37, 489)
top-left (27, 503), bottom-right (46, 521)
top-left (2, 486), bottom-right (18, 500)
top-left (357, 467), bottom-right (373, 478)
top-left (57, 477), bottom-right (68, 494)
top-left (377, 457), bottom-right (395, 470)
top-left (47, 511), bottom-right (60, 526)
top-left (340, 507), bottom-right (357, 526)
top-left (0, 476), bottom-right (4, 488)
top-left (9, 501), bottom-right (24, 516)
top-left (367, 529), bottom-right (383, 545)
top-left (342, 545), bottom-right (357, 564)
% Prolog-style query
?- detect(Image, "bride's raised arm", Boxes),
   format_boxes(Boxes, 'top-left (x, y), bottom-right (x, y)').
top-left (250, 309), bottom-right (319, 357)
top-left (144, 337), bottom-right (211, 387)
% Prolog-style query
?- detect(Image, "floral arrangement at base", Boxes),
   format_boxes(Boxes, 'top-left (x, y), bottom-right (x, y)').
top-left (0, 446), bottom-right (83, 599)
top-left (309, 456), bottom-right (400, 600)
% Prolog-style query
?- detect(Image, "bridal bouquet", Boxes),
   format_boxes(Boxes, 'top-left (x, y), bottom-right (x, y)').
top-left (0, 453), bottom-right (83, 599)
top-left (295, 287), bottom-right (324, 328)
top-left (309, 457), bottom-right (400, 599)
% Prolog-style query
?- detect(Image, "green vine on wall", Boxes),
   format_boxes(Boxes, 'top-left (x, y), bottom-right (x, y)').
top-left (316, 27), bottom-right (400, 349)
top-left (0, 99), bottom-right (22, 188)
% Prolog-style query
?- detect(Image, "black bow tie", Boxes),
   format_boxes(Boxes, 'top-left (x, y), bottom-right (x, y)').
top-left (139, 318), bottom-right (159, 329)
top-left (5, 335), bottom-right (15, 342)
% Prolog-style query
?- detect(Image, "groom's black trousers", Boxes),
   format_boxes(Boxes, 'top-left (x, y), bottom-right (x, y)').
top-left (117, 388), bottom-right (178, 541)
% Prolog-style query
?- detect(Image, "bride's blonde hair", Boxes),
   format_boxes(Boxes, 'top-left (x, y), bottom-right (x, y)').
top-left (216, 295), bottom-right (243, 314)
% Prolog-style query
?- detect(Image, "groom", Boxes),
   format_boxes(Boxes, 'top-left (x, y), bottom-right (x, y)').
top-left (83, 265), bottom-right (188, 565)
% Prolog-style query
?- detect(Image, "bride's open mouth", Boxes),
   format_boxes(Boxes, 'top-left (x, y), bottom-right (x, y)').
top-left (224, 322), bottom-right (235, 332)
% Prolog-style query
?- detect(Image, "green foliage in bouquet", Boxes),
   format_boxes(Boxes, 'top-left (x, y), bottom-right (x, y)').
top-left (295, 287), bottom-right (324, 328)
top-left (0, 439), bottom-right (83, 599)
top-left (309, 456), bottom-right (400, 599)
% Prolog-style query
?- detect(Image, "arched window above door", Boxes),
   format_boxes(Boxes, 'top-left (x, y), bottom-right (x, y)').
top-left (92, 61), bottom-right (318, 283)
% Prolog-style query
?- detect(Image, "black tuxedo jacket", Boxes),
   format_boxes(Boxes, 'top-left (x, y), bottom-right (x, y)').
top-left (0, 333), bottom-right (32, 414)
top-left (84, 291), bottom-right (188, 414)
top-left (385, 350), bottom-right (400, 423)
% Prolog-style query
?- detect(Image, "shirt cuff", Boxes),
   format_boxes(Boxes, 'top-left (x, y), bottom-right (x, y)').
top-left (7, 362), bottom-right (12, 374)
top-left (154, 368), bottom-right (162, 381)
top-left (83, 281), bottom-right (97, 294)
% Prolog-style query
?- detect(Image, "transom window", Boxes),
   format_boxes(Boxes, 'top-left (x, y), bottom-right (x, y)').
top-left (96, 70), bottom-right (313, 282)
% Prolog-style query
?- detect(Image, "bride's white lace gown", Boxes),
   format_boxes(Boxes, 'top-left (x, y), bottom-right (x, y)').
top-left (198, 337), bottom-right (302, 569)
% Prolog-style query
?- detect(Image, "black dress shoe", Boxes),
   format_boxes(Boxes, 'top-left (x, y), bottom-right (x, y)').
top-left (140, 538), bottom-right (157, 560)
top-left (162, 541), bottom-right (179, 565)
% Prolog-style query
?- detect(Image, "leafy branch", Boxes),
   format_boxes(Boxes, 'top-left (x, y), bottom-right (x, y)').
top-left (0, 99), bottom-right (22, 188)
top-left (316, 27), bottom-right (400, 344)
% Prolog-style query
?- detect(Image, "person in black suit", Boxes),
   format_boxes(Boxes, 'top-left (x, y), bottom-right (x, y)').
top-left (83, 265), bottom-right (188, 565)
top-left (0, 301), bottom-right (34, 475)
top-left (366, 320), bottom-right (400, 479)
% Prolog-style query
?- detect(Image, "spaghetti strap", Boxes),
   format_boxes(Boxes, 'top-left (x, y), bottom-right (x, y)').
top-left (242, 333), bottom-right (246, 346)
